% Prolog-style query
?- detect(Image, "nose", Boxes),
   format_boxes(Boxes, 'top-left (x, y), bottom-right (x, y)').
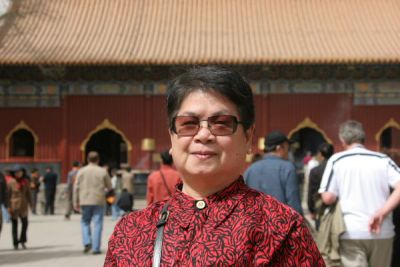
top-left (194, 120), bottom-right (214, 140)
top-left (199, 120), bottom-right (209, 130)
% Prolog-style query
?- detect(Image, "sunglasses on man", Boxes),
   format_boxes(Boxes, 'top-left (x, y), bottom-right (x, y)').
top-left (172, 115), bottom-right (244, 136)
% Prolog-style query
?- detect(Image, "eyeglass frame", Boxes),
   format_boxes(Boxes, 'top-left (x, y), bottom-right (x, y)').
top-left (171, 115), bottom-right (245, 137)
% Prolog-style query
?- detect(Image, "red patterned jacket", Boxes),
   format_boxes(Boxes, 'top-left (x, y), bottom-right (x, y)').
top-left (104, 178), bottom-right (325, 266)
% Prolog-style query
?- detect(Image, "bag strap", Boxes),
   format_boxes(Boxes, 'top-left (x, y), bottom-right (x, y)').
top-left (159, 170), bottom-right (172, 197)
top-left (152, 202), bottom-right (170, 267)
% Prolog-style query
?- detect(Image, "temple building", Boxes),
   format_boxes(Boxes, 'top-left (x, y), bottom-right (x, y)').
top-left (0, 0), bottom-right (399, 181)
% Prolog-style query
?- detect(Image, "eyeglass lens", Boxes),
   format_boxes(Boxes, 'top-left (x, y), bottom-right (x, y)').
top-left (174, 115), bottom-right (239, 136)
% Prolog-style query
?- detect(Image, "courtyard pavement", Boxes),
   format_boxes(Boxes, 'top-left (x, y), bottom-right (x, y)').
top-left (0, 198), bottom-right (147, 267)
top-left (0, 195), bottom-right (318, 267)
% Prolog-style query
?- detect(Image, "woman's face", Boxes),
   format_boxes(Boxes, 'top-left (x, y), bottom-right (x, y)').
top-left (15, 170), bottom-right (23, 178)
top-left (170, 90), bottom-right (253, 188)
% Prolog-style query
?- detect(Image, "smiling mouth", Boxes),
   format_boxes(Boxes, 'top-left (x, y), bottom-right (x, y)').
top-left (192, 152), bottom-right (216, 159)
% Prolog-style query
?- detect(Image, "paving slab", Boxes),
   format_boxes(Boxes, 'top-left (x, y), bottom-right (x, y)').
top-left (0, 199), bottom-right (147, 267)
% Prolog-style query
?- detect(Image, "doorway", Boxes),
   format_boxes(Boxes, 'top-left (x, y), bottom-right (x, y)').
top-left (290, 127), bottom-right (327, 167)
top-left (289, 127), bottom-right (328, 204)
top-left (84, 129), bottom-right (127, 169)
top-left (380, 127), bottom-right (400, 151)
top-left (10, 129), bottom-right (35, 157)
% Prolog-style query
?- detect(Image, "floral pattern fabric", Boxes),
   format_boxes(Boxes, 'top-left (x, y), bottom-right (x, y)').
top-left (104, 178), bottom-right (324, 266)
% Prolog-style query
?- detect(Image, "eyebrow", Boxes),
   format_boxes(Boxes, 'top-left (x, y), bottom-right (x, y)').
top-left (177, 110), bottom-right (234, 117)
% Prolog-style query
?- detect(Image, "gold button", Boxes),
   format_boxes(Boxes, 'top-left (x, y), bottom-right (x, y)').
top-left (195, 200), bottom-right (206, 210)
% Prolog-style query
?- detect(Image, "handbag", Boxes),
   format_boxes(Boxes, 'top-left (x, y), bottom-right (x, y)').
top-left (105, 189), bottom-right (116, 205)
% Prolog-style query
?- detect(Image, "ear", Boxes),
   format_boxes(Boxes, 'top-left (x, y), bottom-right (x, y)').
top-left (339, 137), bottom-right (348, 149)
top-left (245, 125), bottom-right (255, 147)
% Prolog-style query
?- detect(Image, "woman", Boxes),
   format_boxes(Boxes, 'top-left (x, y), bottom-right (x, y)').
top-left (30, 168), bottom-right (41, 215)
top-left (7, 165), bottom-right (31, 250)
top-left (110, 168), bottom-right (123, 221)
top-left (105, 66), bottom-right (324, 266)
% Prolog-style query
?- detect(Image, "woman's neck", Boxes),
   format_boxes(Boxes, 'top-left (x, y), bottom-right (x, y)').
top-left (181, 176), bottom-right (238, 200)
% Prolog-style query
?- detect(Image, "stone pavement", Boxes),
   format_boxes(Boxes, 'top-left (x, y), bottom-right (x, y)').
top-left (0, 198), bottom-right (147, 267)
top-left (0, 196), bottom-right (319, 267)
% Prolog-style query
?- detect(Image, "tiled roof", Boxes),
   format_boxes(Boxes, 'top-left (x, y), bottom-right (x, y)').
top-left (0, 0), bottom-right (399, 65)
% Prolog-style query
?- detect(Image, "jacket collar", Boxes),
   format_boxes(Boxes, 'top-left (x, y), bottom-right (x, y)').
top-left (263, 154), bottom-right (282, 160)
top-left (168, 177), bottom-right (247, 229)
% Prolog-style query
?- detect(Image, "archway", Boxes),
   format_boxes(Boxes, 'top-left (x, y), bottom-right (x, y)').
top-left (290, 127), bottom-right (327, 167)
top-left (376, 118), bottom-right (400, 152)
top-left (85, 129), bottom-right (127, 169)
top-left (10, 129), bottom-right (34, 157)
top-left (287, 118), bottom-right (331, 203)
top-left (378, 125), bottom-right (400, 171)
top-left (80, 119), bottom-right (132, 169)
top-left (380, 127), bottom-right (400, 151)
top-left (5, 120), bottom-right (39, 158)
top-left (288, 118), bottom-right (332, 168)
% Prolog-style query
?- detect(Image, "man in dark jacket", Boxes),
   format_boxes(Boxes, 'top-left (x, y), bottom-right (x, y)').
top-left (244, 131), bottom-right (303, 215)
top-left (307, 143), bottom-right (334, 230)
top-left (43, 167), bottom-right (58, 215)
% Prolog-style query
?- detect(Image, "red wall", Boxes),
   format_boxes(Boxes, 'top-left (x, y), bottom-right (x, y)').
top-left (253, 93), bottom-right (352, 153)
top-left (253, 93), bottom-right (400, 153)
top-left (0, 107), bottom-right (62, 161)
top-left (1, 93), bottom-right (399, 181)
top-left (352, 105), bottom-right (400, 150)
top-left (63, 95), bottom-right (170, 173)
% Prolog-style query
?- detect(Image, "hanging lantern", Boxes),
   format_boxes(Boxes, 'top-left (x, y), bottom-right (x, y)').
top-left (141, 138), bottom-right (155, 151)
top-left (246, 153), bottom-right (254, 163)
top-left (258, 137), bottom-right (265, 151)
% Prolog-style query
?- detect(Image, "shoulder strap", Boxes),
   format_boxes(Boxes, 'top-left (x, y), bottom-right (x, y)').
top-left (152, 202), bottom-right (170, 267)
top-left (159, 170), bottom-right (172, 197)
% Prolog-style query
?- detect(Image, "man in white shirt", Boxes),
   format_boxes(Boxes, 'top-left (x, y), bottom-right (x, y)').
top-left (319, 120), bottom-right (400, 267)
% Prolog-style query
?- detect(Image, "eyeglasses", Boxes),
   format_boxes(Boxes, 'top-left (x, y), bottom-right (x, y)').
top-left (172, 115), bottom-right (243, 136)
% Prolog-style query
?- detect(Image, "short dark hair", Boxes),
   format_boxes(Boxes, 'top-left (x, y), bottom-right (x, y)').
top-left (318, 143), bottom-right (334, 160)
top-left (166, 66), bottom-right (255, 132)
top-left (72, 161), bottom-right (80, 167)
top-left (160, 150), bottom-right (173, 165)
